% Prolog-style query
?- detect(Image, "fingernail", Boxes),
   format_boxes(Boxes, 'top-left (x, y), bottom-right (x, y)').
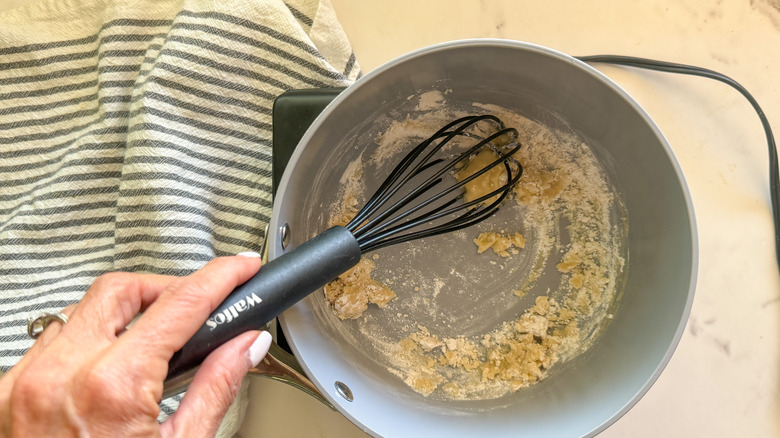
top-left (237, 251), bottom-right (262, 258)
top-left (248, 331), bottom-right (273, 367)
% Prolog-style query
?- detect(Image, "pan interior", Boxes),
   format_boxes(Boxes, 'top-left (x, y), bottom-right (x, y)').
top-left (274, 41), bottom-right (695, 438)
top-left (308, 91), bottom-right (627, 403)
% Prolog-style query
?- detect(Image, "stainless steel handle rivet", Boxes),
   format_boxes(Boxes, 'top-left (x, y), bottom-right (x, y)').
top-left (280, 223), bottom-right (291, 249)
top-left (334, 381), bottom-right (353, 402)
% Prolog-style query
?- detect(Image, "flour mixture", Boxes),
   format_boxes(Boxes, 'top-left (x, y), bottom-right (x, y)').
top-left (322, 90), bottom-right (627, 401)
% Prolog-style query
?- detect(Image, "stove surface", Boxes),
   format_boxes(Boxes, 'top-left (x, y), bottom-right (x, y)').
top-left (272, 87), bottom-right (345, 195)
top-left (270, 87), bottom-right (344, 351)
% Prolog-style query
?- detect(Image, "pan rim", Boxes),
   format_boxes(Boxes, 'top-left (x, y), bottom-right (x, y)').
top-left (271, 38), bottom-right (698, 437)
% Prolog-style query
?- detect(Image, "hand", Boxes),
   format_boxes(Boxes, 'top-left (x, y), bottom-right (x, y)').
top-left (0, 254), bottom-right (272, 437)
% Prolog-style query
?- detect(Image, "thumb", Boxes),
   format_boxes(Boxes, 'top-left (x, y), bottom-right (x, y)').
top-left (162, 330), bottom-right (272, 437)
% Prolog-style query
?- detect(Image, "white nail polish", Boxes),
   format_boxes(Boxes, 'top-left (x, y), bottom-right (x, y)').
top-left (248, 331), bottom-right (273, 367)
top-left (237, 251), bottom-right (262, 258)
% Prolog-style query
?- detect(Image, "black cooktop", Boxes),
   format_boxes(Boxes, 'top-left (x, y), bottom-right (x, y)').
top-left (271, 87), bottom-right (345, 194)
top-left (270, 87), bottom-right (344, 351)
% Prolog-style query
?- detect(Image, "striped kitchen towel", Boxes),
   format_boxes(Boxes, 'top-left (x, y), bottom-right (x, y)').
top-left (0, 0), bottom-right (359, 428)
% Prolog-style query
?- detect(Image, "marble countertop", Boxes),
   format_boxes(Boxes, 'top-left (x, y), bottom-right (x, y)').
top-left (0, 0), bottom-right (776, 435)
top-left (241, 0), bottom-right (780, 437)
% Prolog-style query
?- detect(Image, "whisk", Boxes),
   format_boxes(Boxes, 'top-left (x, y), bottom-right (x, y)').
top-left (165, 114), bottom-right (523, 389)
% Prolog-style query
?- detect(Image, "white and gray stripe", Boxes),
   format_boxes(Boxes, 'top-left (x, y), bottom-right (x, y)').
top-left (0, 0), bottom-right (359, 420)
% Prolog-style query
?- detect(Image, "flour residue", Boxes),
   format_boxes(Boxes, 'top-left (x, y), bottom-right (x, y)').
top-left (322, 90), bottom-right (627, 401)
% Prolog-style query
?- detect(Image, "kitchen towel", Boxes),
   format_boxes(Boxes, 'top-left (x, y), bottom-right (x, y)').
top-left (0, 0), bottom-right (359, 433)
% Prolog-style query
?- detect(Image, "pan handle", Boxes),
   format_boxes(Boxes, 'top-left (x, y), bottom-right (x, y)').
top-left (162, 226), bottom-right (361, 394)
top-left (249, 339), bottom-right (336, 410)
top-left (162, 334), bottom-right (335, 410)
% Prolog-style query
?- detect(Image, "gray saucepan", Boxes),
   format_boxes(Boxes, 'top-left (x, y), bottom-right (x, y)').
top-left (269, 39), bottom-right (697, 437)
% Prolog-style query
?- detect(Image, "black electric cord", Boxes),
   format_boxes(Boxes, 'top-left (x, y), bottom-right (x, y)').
top-left (577, 54), bottom-right (780, 270)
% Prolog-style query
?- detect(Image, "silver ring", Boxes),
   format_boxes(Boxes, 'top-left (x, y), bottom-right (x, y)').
top-left (27, 313), bottom-right (69, 339)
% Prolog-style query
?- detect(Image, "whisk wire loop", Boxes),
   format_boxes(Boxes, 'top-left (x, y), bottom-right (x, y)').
top-left (358, 159), bottom-right (522, 252)
top-left (347, 116), bottom-right (486, 228)
top-left (348, 115), bottom-right (503, 233)
top-left (347, 114), bottom-right (524, 253)
top-left (357, 135), bottom-right (521, 242)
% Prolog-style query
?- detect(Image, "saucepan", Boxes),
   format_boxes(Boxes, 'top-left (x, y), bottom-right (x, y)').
top-left (264, 39), bottom-right (697, 437)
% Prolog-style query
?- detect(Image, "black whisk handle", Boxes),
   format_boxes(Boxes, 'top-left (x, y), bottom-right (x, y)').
top-left (164, 226), bottom-right (361, 392)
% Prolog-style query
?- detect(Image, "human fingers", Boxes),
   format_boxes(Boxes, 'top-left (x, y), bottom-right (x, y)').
top-left (64, 272), bottom-right (178, 342)
top-left (1, 256), bottom-right (263, 437)
top-left (0, 302), bottom-right (77, 433)
top-left (119, 255), bottom-right (263, 370)
top-left (42, 258), bottom-right (261, 433)
top-left (161, 330), bottom-right (272, 437)
top-left (4, 273), bottom-right (178, 410)
top-left (29, 304), bottom-right (76, 345)
top-left (2, 303), bottom-right (77, 381)
top-left (0, 304), bottom-right (76, 407)
top-left (0, 273), bottom-right (176, 437)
